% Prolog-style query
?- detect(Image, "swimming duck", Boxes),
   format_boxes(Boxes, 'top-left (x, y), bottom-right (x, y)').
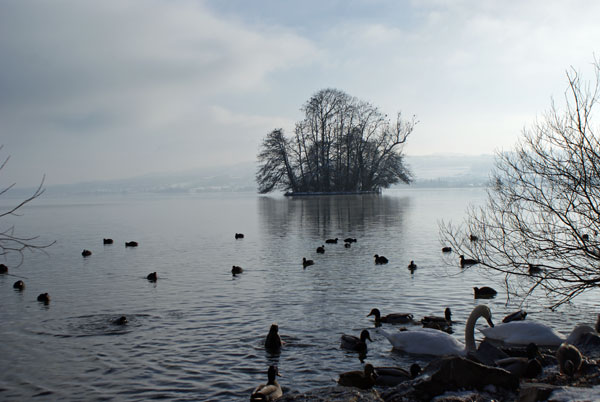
top-left (302, 258), bottom-right (314, 268)
top-left (114, 316), bottom-right (128, 325)
top-left (125, 241), bottom-right (138, 247)
top-left (235, 233), bottom-right (244, 239)
top-left (378, 305), bottom-right (494, 356)
top-left (528, 264), bottom-right (542, 275)
top-left (469, 234), bottom-right (479, 241)
top-left (374, 254), bottom-right (388, 264)
top-left (368, 308), bottom-right (413, 324)
top-left (408, 260), bottom-right (417, 272)
top-left (103, 238), bottom-right (113, 244)
top-left (344, 238), bottom-right (357, 243)
top-left (250, 365), bottom-right (282, 401)
top-left (502, 310), bottom-right (527, 323)
top-left (0, 263), bottom-right (7, 274)
top-left (421, 307), bottom-right (452, 325)
top-left (474, 286), bottom-right (497, 299)
top-left (325, 238), bottom-right (338, 244)
top-left (147, 272), bottom-right (158, 282)
top-left (374, 363), bottom-right (421, 387)
top-left (494, 342), bottom-right (542, 379)
top-left (344, 243), bottom-right (351, 248)
top-left (480, 319), bottom-right (595, 346)
top-left (557, 342), bottom-right (583, 376)
top-left (441, 246), bottom-right (452, 253)
top-left (37, 293), bottom-right (50, 304)
top-left (82, 249), bottom-right (92, 257)
top-left (337, 363), bottom-right (377, 389)
top-left (232, 266), bottom-right (243, 275)
top-left (265, 324), bottom-right (283, 351)
top-left (341, 329), bottom-right (372, 352)
top-left (459, 255), bottom-right (479, 267)
top-left (13, 280), bottom-right (25, 291)
top-left (316, 245), bottom-right (325, 254)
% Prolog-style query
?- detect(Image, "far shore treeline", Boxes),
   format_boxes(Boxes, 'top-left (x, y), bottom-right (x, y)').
top-left (256, 88), bottom-right (417, 194)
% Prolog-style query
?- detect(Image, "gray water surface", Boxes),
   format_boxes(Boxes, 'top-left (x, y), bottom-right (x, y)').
top-left (0, 189), bottom-right (597, 401)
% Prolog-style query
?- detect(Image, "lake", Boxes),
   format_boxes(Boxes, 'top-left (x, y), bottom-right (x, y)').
top-left (0, 188), bottom-right (597, 401)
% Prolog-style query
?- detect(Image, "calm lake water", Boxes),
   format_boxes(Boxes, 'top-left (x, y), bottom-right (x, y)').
top-left (0, 188), bottom-right (598, 401)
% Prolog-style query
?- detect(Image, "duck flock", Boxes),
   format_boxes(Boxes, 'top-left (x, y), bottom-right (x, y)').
top-left (4, 232), bottom-right (600, 400)
top-left (240, 235), bottom-right (600, 401)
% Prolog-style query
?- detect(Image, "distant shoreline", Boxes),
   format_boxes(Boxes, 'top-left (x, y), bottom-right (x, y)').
top-left (284, 190), bottom-right (381, 197)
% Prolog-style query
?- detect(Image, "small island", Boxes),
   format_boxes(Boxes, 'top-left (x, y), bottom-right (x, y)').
top-left (256, 88), bottom-right (416, 195)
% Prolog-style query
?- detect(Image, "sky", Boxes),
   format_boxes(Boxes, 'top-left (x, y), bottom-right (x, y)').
top-left (2, 0), bottom-right (600, 187)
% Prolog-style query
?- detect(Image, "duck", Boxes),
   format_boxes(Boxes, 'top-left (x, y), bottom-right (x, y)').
top-left (325, 238), bottom-right (338, 244)
top-left (421, 320), bottom-right (453, 333)
top-left (474, 286), bottom-right (497, 299)
top-left (344, 243), bottom-right (351, 248)
top-left (344, 238), bottom-right (357, 243)
top-left (368, 308), bottom-right (413, 324)
top-left (374, 254), bottom-right (388, 264)
top-left (81, 249), bottom-right (92, 257)
top-left (302, 258), bottom-right (314, 268)
top-left (103, 238), bottom-right (113, 244)
top-left (232, 266), bottom-right (243, 275)
top-left (341, 329), bottom-right (372, 352)
top-left (408, 261), bottom-right (417, 272)
top-left (378, 304), bottom-right (494, 356)
top-left (528, 263), bottom-right (542, 275)
top-left (373, 363), bottom-right (421, 387)
top-left (37, 293), bottom-right (50, 304)
top-left (421, 307), bottom-right (452, 326)
top-left (337, 363), bottom-right (377, 389)
top-left (502, 310), bottom-right (527, 323)
top-left (494, 342), bottom-right (543, 379)
top-left (316, 245), bottom-right (325, 254)
top-left (441, 246), bottom-right (452, 253)
top-left (0, 263), bottom-right (7, 274)
top-left (235, 233), bottom-right (244, 239)
top-left (147, 272), bottom-right (157, 282)
top-left (125, 241), bottom-right (138, 247)
top-left (13, 280), bottom-right (25, 291)
top-left (114, 316), bottom-right (128, 325)
top-left (459, 255), bottom-right (479, 267)
top-left (250, 365), bottom-right (282, 401)
top-left (480, 319), bottom-right (595, 346)
top-left (469, 234), bottom-right (479, 241)
top-left (265, 324), bottom-right (283, 351)
top-left (557, 342), bottom-right (583, 376)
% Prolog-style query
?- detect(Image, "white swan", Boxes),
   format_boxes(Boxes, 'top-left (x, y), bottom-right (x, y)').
top-left (480, 320), bottom-right (595, 346)
top-left (378, 305), bottom-right (493, 356)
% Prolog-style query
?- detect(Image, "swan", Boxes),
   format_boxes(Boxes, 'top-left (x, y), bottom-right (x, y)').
top-left (337, 363), bottom-right (376, 389)
top-left (378, 305), bottom-right (494, 356)
top-left (480, 320), bottom-right (595, 346)
top-left (250, 365), bottom-right (282, 401)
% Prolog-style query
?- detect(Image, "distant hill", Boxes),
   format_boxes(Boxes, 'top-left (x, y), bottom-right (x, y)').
top-left (8, 154), bottom-right (497, 197)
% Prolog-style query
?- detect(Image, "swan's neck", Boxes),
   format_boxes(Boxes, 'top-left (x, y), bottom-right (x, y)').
top-left (464, 306), bottom-right (488, 352)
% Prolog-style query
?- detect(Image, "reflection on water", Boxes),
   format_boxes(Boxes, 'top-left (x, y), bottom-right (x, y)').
top-left (0, 190), bottom-right (598, 401)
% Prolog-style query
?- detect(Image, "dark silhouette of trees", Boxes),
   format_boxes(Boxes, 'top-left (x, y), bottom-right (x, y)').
top-left (440, 61), bottom-right (600, 308)
top-left (256, 89), bottom-right (416, 194)
top-left (0, 146), bottom-right (54, 267)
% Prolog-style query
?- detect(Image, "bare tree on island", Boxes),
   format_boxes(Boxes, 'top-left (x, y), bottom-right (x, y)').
top-left (0, 146), bottom-right (54, 267)
top-left (441, 61), bottom-right (600, 309)
top-left (256, 88), bottom-right (416, 194)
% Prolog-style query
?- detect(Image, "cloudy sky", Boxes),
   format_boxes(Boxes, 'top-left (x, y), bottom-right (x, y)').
top-left (2, 0), bottom-right (600, 186)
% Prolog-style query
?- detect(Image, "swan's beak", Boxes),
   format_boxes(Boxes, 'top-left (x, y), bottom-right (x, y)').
top-left (486, 318), bottom-right (495, 328)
